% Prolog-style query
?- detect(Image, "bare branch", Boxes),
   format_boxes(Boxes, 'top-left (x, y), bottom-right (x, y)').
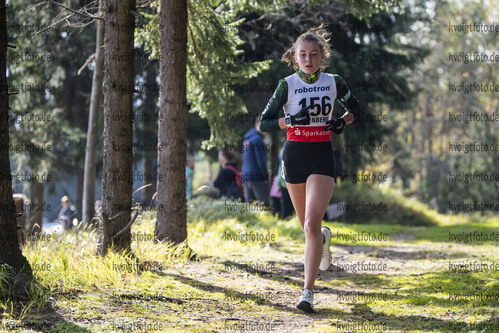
top-left (34, 13), bottom-right (74, 36)
top-left (136, 0), bottom-right (156, 10)
top-left (111, 210), bottom-right (139, 241)
top-left (133, 184), bottom-right (152, 196)
top-left (47, 0), bottom-right (103, 21)
top-left (130, 10), bottom-right (144, 18)
top-left (78, 53), bottom-right (96, 76)
top-left (109, 211), bottom-right (125, 221)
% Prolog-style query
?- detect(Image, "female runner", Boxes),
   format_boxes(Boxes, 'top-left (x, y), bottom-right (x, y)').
top-left (259, 25), bottom-right (360, 313)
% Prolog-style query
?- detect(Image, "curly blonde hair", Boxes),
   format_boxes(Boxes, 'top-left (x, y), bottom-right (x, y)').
top-left (282, 24), bottom-right (331, 71)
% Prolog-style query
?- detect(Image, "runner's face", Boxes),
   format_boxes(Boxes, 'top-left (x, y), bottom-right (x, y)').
top-left (294, 40), bottom-right (322, 74)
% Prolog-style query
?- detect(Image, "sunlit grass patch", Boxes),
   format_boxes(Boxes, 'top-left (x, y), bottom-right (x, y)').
top-left (410, 218), bottom-right (499, 245)
top-left (332, 181), bottom-right (438, 226)
top-left (186, 196), bottom-right (302, 259)
top-left (322, 269), bottom-right (498, 330)
top-left (331, 181), bottom-right (499, 229)
top-left (22, 212), bottom-right (196, 294)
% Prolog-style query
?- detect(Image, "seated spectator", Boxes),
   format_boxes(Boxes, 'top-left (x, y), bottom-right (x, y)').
top-left (214, 150), bottom-right (241, 200)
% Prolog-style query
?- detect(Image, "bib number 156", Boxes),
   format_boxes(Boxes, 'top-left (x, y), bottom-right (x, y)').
top-left (298, 96), bottom-right (332, 116)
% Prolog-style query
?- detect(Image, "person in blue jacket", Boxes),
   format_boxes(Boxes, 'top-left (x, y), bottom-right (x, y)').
top-left (242, 116), bottom-right (269, 205)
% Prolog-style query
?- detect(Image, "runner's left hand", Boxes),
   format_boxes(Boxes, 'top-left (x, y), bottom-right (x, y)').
top-left (325, 118), bottom-right (346, 134)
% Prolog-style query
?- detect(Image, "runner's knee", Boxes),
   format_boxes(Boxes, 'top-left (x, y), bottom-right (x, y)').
top-left (304, 218), bottom-right (321, 235)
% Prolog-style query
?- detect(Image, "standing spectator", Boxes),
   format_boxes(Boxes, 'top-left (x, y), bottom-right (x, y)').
top-left (59, 195), bottom-right (77, 230)
top-left (242, 116), bottom-right (269, 205)
top-left (186, 154), bottom-right (195, 200)
top-left (214, 150), bottom-right (241, 200)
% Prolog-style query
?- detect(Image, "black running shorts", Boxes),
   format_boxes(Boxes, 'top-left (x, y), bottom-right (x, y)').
top-left (281, 141), bottom-right (335, 184)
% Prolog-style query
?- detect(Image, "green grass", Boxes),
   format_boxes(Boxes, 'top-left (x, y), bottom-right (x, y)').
top-left (330, 180), bottom-right (495, 227)
top-left (1, 193), bottom-right (498, 332)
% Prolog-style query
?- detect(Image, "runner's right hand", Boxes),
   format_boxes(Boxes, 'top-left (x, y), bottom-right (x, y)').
top-left (290, 105), bottom-right (311, 125)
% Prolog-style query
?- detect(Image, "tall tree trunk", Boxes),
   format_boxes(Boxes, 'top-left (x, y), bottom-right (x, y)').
top-left (0, 0), bottom-right (33, 288)
top-left (83, 0), bottom-right (105, 225)
top-left (155, 0), bottom-right (187, 244)
top-left (74, 74), bottom-right (88, 217)
top-left (99, 0), bottom-right (135, 255)
top-left (62, 35), bottom-right (90, 218)
top-left (142, 62), bottom-right (158, 206)
top-left (144, 156), bottom-right (154, 204)
top-left (25, 181), bottom-right (43, 236)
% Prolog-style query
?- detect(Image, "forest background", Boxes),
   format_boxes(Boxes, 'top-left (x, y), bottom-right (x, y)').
top-left (5, 0), bottom-right (498, 227)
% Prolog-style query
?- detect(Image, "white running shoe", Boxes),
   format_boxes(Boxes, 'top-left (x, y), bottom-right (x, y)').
top-left (319, 226), bottom-right (332, 271)
top-left (297, 288), bottom-right (315, 313)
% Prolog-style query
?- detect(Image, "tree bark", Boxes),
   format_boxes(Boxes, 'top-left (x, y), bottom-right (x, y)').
top-left (0, 0), bottom-right (33, 287)
top-left (82, 0), bottom-right (105, 225)
top-left (99, 0), bottom-right (135, 255)
top-left (155, 0), bottom-right (188, 244)
top-left (25, 181), bottom-right (43, 236)
top-left (142, 61), bottom-right (158, 206)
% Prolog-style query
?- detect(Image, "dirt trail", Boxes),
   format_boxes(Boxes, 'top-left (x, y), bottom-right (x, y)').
top-left (155, 237), bottom-right (468, 332)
